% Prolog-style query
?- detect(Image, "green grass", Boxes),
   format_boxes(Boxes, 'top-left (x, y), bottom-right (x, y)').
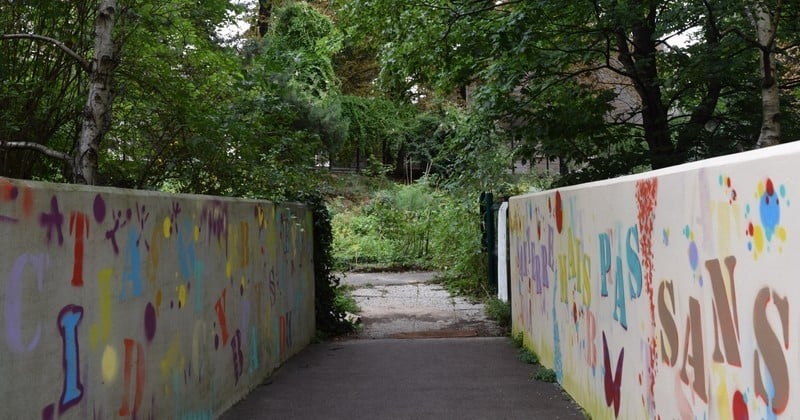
top-left (533, 368), bottom-right (557, 383)
top-left (518, 348), bottom-right (539, 365)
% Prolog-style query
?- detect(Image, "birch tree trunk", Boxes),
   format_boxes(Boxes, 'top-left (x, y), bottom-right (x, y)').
top-left (750, 1), bottom-right (781, 148)
top-left (76, 0), bottom-right (117, 184)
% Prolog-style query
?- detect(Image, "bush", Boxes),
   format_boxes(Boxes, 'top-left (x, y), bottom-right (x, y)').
top-left (533, 368), bottom-right (558, 383)
top-left (485, 298), bottom-right (511, 329)
top-left (329, 178), bottom-right (490, 299)
top-left (331, 181), bottom-right (438, 270)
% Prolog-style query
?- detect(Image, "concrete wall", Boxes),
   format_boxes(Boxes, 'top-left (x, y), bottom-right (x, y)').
top-left (0, 178), bottom-right (315, 419)
top-left (509, 142), bottom-right (800, 419)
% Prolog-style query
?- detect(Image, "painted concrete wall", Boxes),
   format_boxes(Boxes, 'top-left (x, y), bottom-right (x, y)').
top-left (0, 177), bottom-right (315, 419)
top-left (509, 142), bottom-right (800, 419)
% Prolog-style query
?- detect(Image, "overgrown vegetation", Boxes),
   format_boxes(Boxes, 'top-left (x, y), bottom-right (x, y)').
top-left (485, 298), bottom-right (511, 330)
top-left (328, 175), bottom-right (494, 296)
top-left (298, 192), bottom-right (356, 337)
top-left (333, 286), bottom-right (360, 314)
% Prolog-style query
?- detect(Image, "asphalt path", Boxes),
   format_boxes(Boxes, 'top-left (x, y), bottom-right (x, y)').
top-left (220, 338), bottom-right (586, 420)
top-left (219, 272), bottom-right (587, 419)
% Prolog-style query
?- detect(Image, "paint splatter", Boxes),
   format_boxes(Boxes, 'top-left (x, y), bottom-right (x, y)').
top-left (746, 179), bottom-right (788, 258)
top-left (554, 191), bottom-right (563, 234)
top-left (761, 179), bottom-right (780, 240)
top-left (144, 303), bottom-right (157, 342)
top-left (732, 391), bottom-right (749, 420)
top-left (636, 177), bottom-right (658, 413)
top-left (93, 194), bottom-right (106, 222)
top-left (720, 175), bottom-right (738, 204)
top-left (688, 241), bottom-right (698, 271)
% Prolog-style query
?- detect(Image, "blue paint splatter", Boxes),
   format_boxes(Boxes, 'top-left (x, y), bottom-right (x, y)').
top-left (552, 284), bottom-right (563, 381)
top-left (121, 230), bottom-right (142, 299)
top-left (688, 241), bottom-right (699, 271)
top-left (760, 190), bottom-right (780, 241)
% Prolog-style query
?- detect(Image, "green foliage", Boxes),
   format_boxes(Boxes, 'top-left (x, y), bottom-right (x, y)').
top-left (333, 286), bottom-right (360, 314)
top-left (329, 176), bottom-right (491, 297)
top-left (332, 181), bottom-right (437, 270)
top-left (484, 298), bottom-right (511, 329)
top-left (297, 191), bottom-right (355, 337)
top-left (363, 155), bottom-right (392, 178)
top-left (519, 348), bottom-right (540, 365)
top-left (341, 0), bottom-right (800, 184)
top-left (0, 0), bottom-right (95, 179)
top-left (533, 368), bottom-right (558, 383)
top-left (511, 332), bottom-right (540, 364)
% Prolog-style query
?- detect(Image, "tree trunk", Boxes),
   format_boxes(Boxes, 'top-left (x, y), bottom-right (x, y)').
top-left (258, 1), bottom-right (273, 37)
top-left (751, 4), bottom-right (781, 147)
top-left (675, 7), bottom-right (723, 159)
top-left (615, 4), bottom-right (675, 169)
top-left (76, 0), bottom-right (117, 185)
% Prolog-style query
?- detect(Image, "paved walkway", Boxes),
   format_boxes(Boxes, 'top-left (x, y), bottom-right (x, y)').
top-left (342, 271), bottom-right (504, 338)
top-left (219, 272), bottom-right (586, 419)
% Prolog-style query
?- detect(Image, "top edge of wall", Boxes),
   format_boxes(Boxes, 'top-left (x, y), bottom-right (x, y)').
top-left (0, 176), bottom-right (307, 207)
top-left (512, 141), bottom-right (800, 200)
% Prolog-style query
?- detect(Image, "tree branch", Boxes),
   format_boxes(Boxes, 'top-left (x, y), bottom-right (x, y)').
top-left (0, 141), bottom-right (74, 165)
top-left (0, 33), bottom-right (91, 73)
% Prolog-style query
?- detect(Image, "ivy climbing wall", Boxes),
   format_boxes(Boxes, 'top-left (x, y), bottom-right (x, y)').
top-left (509, 142), bottom-right (800, 419)
top-left (0, 178), bottom-right (315, 419)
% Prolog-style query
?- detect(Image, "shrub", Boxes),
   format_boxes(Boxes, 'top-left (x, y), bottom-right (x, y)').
top-left (485, 298), bottom-right (511, 329)
top-left (533, 368), bottom-right (558, 383)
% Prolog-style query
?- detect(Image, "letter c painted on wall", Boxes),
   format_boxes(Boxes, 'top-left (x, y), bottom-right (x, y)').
top-left (4, 254), bottom-right (47, 353)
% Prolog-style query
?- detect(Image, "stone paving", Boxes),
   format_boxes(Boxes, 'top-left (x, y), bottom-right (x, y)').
top-left (340, 272), bottom-right (504, 338)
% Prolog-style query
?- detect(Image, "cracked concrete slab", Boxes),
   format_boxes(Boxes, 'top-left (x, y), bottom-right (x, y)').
top-left (340, 272), bottom-right (504, 339)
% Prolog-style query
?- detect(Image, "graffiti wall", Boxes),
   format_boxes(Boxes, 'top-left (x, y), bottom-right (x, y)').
top-left (509, 143), bottom-right (800, 419)
top-left (0, 178), bottom-right (315, 419)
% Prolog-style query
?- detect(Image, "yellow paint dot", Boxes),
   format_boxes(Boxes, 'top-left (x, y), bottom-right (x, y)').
top-left (777, 226), bottom-right (787, 242)
top-left (155, 289), bottom-right (162, 315)
top-left (163, 217), bottom-right (172, 238)
top-left (226, 260), bottom-right (233, 279)
top-left (177, 284), bottom-right (187, 308)
top-left (753, 225), bottom-right (765, 254)
top-left (102, 345), bottom-right (118, 383)
top-left (194, 225), bottom-right (200, 242)
top-left (241, 276), bottom-right (247, 291)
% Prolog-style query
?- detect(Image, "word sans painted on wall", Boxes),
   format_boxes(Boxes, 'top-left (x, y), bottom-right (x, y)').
top-left (509, 143), bottom-right (800, 419)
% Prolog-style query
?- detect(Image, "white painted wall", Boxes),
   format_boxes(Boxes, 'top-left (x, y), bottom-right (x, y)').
top-left (0, 178), bottom-right (315, 419)
top-left (509, 142), bottom-right (800, 419)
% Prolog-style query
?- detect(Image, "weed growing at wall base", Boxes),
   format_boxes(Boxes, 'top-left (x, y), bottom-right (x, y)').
top-left (484, 297), bottom-right (511, 331)
top-left (533, 368), bottom-right (557, 383)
